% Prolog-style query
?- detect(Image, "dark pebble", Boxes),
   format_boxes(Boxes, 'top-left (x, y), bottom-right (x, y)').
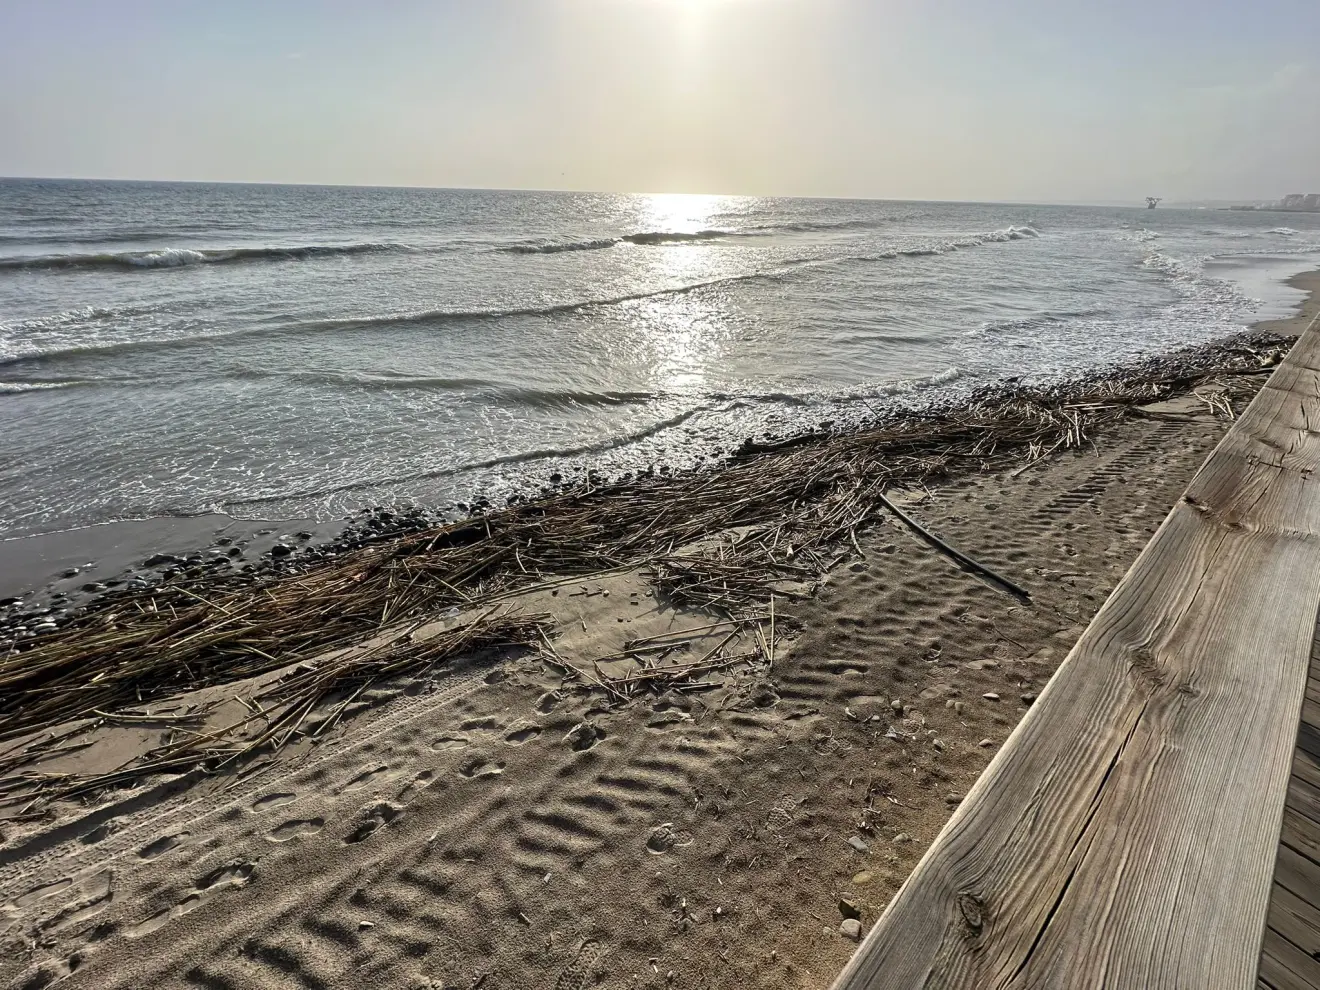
top-left (270, 544), bottom-right (293, 558)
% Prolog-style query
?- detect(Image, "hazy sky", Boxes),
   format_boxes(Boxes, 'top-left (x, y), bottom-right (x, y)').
top-left (3, 0), bottom-right (1317, 202)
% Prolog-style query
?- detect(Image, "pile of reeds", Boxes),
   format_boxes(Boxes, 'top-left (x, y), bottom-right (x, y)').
top-left (1, 608), bottom-right (547, 807)
top-left (0, 329), bottom-right (1291, 801)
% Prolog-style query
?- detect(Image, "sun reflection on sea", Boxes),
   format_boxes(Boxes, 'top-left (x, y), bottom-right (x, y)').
top-left (636, 192), bottom-right (730, 234)
top-left (624, 194), bottom-right (745, 395)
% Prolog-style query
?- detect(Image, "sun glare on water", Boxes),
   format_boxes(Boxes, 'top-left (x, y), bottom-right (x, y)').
top-left (638, 192), bottom-right (727, 234)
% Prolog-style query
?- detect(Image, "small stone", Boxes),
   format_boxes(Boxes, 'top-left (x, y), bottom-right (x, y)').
top-left (893, 832), bottom-right (911, 844)
top-left (270, 544), bottom-right (293, 558)
top-left (944, 699), bottom-right (956, 709)
top-left (945, 793), bottom-right (965, 806)
top-left (852, 870), bottom-right (874, 885)
top-left (932, 738), bottom-right (945, 751)
top-left (890, 699), bottom-right (903, 713)
top-left (1021, 692), bottom-right (1038, 704)
top-left (359, 920), bottom-right (375, 930)
top-left (846, 835), bottom-right (869, 853)
top-left (61, 567), bottom-right (79, 578)
top-left (839, 918), bottom-right (861, 940)
top-left (978, 738), bottom-right (996, 748)
top-left (838, 897), bottom-right (861, 920)
top-left (982, 692), bottom-right (1000, 701)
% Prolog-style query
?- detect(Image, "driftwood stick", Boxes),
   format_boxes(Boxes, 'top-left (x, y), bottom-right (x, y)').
top-left (876, 491), bottom-right (1031, 602)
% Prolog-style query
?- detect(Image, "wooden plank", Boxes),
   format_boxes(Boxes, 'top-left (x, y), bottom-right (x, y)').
top-left (1275, 844), bottom-right (1320, 905)
top-left (1260, 926), bottom-right (1320, 990)
top-left (830, 324), bottom-right (1320, 989)
top-left (1287, 773), bottom-right (1320, 829)
top-left (1266, 881), bottom-right (1320, 958)
top-left (1281, 806), bottom-right (1320, 864)
top-left (1293, 749), bottom-right (1320, 794)
top-left (1299, 711), bottom-right (1320, 762)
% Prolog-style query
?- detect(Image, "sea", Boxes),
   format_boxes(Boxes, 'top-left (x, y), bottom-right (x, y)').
top-left (3, 178), bottom-right (1320, 543)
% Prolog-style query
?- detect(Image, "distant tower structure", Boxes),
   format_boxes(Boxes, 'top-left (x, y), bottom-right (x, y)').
top-left (1146, 197), bottom-right (1161, 210)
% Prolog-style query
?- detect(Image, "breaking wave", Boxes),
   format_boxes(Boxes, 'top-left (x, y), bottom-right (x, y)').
top-left (226, 368), bottom-right (657, 409)
top-left (0, 268), bottom-right (794, 370)
top-left (0, 242), bottom-right (416, 272)
top-left (500, 229), bottom-right (728, 254)
top-left (0, 380), bottom-right (89, 394)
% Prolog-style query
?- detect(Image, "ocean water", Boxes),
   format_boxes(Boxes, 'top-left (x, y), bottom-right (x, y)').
top-left (2, 179), bottom-right (1319, 541)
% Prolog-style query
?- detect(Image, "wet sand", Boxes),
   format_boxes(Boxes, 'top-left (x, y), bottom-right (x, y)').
top-left (0, 273), bottom-right (1315, 990)
top-left (0, 514), bottom-right (330, 603)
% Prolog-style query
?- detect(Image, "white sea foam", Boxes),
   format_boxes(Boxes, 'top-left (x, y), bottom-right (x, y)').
top-left (0, 381), bottom-right (82, 394)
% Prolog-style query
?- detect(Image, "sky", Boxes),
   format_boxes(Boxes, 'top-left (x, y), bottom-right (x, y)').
top-left (2, 0), bottom-right (1318, 203)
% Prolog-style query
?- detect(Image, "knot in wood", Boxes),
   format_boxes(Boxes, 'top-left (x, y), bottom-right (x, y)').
top-left (1125, 645), bottom-right (1164, 689)
top-left (957, 892), bottom-right (985, 934)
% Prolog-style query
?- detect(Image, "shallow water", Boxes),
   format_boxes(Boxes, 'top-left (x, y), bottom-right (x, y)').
top-left (2, 180), bottom-right (1319, 539)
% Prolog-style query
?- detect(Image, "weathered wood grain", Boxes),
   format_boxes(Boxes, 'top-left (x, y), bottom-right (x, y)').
top-left (1260, 924), bottom-right (1320, 990)
top-left (831, 324), bottom-right (1320, 989)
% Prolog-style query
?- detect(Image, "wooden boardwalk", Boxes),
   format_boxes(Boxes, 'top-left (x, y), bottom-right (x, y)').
top-left (1260, 632), bottom-right (1320, 989)
top-left (832, 318), bottom-right (1320, 989)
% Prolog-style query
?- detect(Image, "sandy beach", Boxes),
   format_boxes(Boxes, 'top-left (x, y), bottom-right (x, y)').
top-left (0, 272), bottom-right (1315, 990)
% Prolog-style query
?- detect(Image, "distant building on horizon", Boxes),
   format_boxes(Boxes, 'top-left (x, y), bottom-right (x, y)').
top-left (1279, 193), bottom-right (1320, 212)
top-left (1229, 193), bottom-right (1320, 213)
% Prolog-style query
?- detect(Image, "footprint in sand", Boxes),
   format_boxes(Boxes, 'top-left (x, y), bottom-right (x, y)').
top-left (251, 792), bottom-right (297, 813)
top-left (343, 764), bottom-right (391, 792)
top-left (458, 758), bottom-right (505, 779)
top-left (42, 871), bottom-right (114, 934)
top-left (267, 818), bottom-right (325, 843)
top-left (126, 864), bottom-right (252, 939)
top-left (563, 721), bottom-right (603, 752)
top-left (459, 716), bottom-right (501, 731)
top-left (79, 822), bottom-right (115, 845)
top-left (13, 878), bottom-right (73, 909)
top-left (396, 770), bottom-right (434, 804)
top-left (430, 734), bottom-right (470, 752)
top-left (344, 802), bottom-right (403, 844)
top-left (645, 824), bottom-right (693, 855)
top-left (504, 723), bottom-right (542, 745)
top-left (137, 832), bottom-right (189, 861)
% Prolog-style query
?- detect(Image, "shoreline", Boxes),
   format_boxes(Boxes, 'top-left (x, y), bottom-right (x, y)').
top-left (2, 274), bottom-right (1316, 643)
top-left (2, 261), bottom-right (1317, 625)
top-left (0, 319), bottom-right (1302, 757)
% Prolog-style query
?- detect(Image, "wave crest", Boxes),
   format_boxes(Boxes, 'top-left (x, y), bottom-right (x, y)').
top-left (500, 229), bottom-right (729, 255)
top-left (0, 242), bottom-right (414, 272)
